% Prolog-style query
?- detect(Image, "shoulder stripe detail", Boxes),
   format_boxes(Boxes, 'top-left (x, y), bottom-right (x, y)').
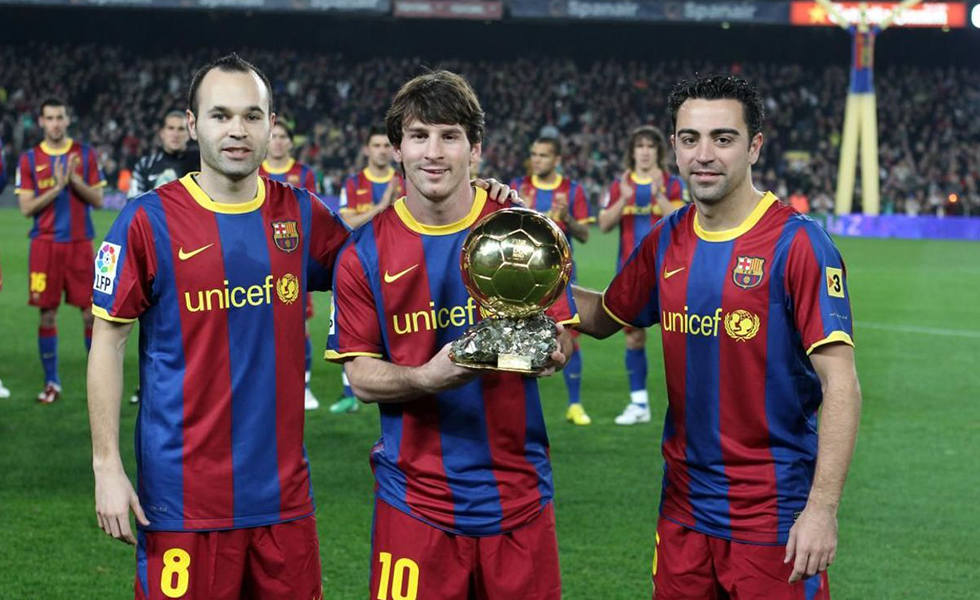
top-left (92, 306), bottom-right (137, 324)
top-left (600, 294), bottom-right (634, 328)
top-left (806, 331), bottom-right (854, 355)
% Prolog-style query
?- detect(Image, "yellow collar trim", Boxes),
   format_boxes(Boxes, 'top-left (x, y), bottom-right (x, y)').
top-left (531, 174), bottom-right (563, 191)
top-left (630, 172), bottom-right (653, 185)
top-left (180, 173), bottom-right (266, 215)
top-left (262, 158), bottom-right (295, 175)
top-left (363, 166), bottom-right (395, 184)
top-left (41, 138), bottom-right (73, 156)
top-left (394, 188), bottom-right (488, 235)
top-left (694, 192), bottom-right (777, 242)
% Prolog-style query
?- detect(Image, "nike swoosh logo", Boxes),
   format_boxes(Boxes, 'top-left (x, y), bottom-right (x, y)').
top-left (356, 189), bottom-right (369, 195)
top-left (36, 164), bottom-right (49, 172)
top-left (664, 267), bottom-right (686, 279)
top-left (178, 244), bottom-right (214, 261)
top-left (384, 264), bottom-right (419, 284)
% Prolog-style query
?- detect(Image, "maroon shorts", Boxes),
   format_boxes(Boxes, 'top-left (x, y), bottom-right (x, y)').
top-left (653, 517), bottom-right (829, 600)
top-left (370, 499), bottom-right (561, 600)
top-left (135, 516), bottom-right (321, 600)
top-left (28, 238), bottom-right (94, 309)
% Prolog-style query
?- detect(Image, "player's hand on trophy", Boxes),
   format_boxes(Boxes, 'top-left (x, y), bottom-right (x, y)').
top-left (417, 342), bottom-right (480, 393)
top-left (94, 466), bottom-right (150, 545)
top-left (473, 178), bottom-right (525, 206)
top-left (536, 323), bottom-right (573, 378)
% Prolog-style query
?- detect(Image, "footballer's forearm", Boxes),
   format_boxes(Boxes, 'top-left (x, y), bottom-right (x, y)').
top-left (18, 188), bottom-right (61, 217)
top-left (341, 207), bottom-right (382, 230)
top-left (87, 318), bottom-right (133, 472)
top-left (344, 356), bottom-right (434, 403)
top-left (567, 218), bottom-right (590, 243)
top-left (71, 177), bottom-right (105, 208)
top-left (807, 344), bottom-right (862, 511)
top-left (598, 200), bottom-right (624, 232)
top-left (571, 285), bottom-right (622, 339)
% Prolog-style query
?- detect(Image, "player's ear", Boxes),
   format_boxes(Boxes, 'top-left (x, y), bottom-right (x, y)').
top-left (748, 132), bottom-right (763, 165)
top-left (670, 134), bottom-right (677, 152)
top-left (393, 145), bottom-right (402, 163)
top-left (186, 110), bottom-right (198, 141)
top-left (470, 142), bottom-right (482, 166)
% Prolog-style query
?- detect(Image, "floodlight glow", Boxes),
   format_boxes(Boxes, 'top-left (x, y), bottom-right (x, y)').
top-left (972, 4), bottom-right (980, 28)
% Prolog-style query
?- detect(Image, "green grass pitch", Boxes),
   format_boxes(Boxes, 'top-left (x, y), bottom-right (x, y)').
top-left (0, 206), bottom-right (977, 599)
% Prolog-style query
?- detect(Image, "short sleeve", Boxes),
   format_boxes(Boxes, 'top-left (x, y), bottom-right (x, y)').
top-left (307, 193), bottom-right (351, 292)
top-left (601, 232), bottom-right (661, 328)
top-left (325, 244), bottom-right (384, 362)
top-left (571, 184), bottom-right (592, 223)
top-left (305, 168), bottom-right (319, 195)
top-left (785, 222), bottom-right (854, 355)
top-left (85, 146), bottom-right (107, 187)
top-left (92, 205), bottom-right (157, 323)
top-left (15, 153), bottom-right (35, 194)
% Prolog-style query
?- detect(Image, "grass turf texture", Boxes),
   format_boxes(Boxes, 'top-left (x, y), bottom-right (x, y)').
top-left (0, 206), bottom-right (977, 599)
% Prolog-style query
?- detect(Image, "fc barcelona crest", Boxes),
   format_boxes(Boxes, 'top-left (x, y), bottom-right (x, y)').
top-left (733, 256), bottom-right (765, 290)
top-left (272, 220), bottom-right (300, 253)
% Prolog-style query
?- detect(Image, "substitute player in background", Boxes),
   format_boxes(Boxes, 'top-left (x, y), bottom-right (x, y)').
top-left (598, 125), bottom-right (686, 425)
top-left (88, 54), bottom-right (349, 600)
top-left (126, 110), bottom-right (199, 405)
top-left (0, 134), bottom-right (9, 398)
top-left (16, 97), bottom-right (105, 404)
top-left (128, 110), bottom-right (199, 199)
top-left (260, 121), bottom-right (323, 410)
top-left (512, 136), bottom-right (593, 425)
top-left (574, 75), bottom-right (861, 599)
top-left (327, 70), bottom-right (574, 600)
top-left (331, 124), bottom-right (405, 414)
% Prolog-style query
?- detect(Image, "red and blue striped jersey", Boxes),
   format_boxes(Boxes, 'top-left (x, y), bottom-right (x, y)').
top-left (602, 171), bottom-right (686, 271)
top-left (260, 158), bottom-right (318, 194)
top-left (15, 138), bottom-right (106, 242)
top-left (603, 193), bottom-right (854, 545)
top-left (326, 189), bottom-right (579, 536)
top-left (92, 174), bottom-right (348, 532)
top-left (338, 167), bottom-right (405, 217)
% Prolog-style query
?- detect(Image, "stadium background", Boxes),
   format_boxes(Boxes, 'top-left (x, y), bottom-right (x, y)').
top-left (0, 2), bottom-right (978, 599)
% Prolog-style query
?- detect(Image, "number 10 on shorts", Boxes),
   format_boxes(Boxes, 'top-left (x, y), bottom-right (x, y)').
top-left (376, 552), bottom-right (419, 600)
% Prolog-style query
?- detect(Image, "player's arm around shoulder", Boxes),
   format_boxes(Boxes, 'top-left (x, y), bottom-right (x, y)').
top-left (785, 342), bottom-right (861, 583)
top-left (87, 317), bottom-right (149, 544)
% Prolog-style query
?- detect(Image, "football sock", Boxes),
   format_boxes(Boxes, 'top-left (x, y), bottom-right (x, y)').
top-left (39, 326), bottom-right (59, 385)
top-left (630, 389), bottom-right (650, 407)
top-left (625, 348), bottom-right (647, 400)
top-left (342, 372), bottom-right (354, 398)
top-left (563, 346), bottom-right (582, 406)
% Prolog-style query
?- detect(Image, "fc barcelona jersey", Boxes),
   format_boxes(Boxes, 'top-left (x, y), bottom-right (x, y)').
top-left (15, 138), bottom-right (106, 242)
top-left (92, 174), bottom-right (348, 532)
top-left (602, 171), bottom-right (686, 271)
top-left (326, 188), bottom-right (578, 536)
top-left (603, 193), bottom-right (854, 545)
top-left (338, 167), bottom-right (405, 217)
top-left (260, 158), bottom-right (318, 194)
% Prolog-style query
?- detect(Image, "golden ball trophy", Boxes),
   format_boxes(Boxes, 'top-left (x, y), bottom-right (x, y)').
top-left (450, 208), bottom-right (573, 373)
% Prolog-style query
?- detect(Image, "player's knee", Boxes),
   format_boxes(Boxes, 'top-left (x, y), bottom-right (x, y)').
top-left (625, 329), bottom-right (646, 348)
top-left (40, 309), bottom-right (57, 327)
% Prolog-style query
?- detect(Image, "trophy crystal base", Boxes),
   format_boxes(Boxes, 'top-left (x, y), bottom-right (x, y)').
top-left (450, 313), bottom-right (558, 374)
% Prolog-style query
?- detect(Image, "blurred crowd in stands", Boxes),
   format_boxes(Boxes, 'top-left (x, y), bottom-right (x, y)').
top-left (1, 43), bottom-right (976, 216)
